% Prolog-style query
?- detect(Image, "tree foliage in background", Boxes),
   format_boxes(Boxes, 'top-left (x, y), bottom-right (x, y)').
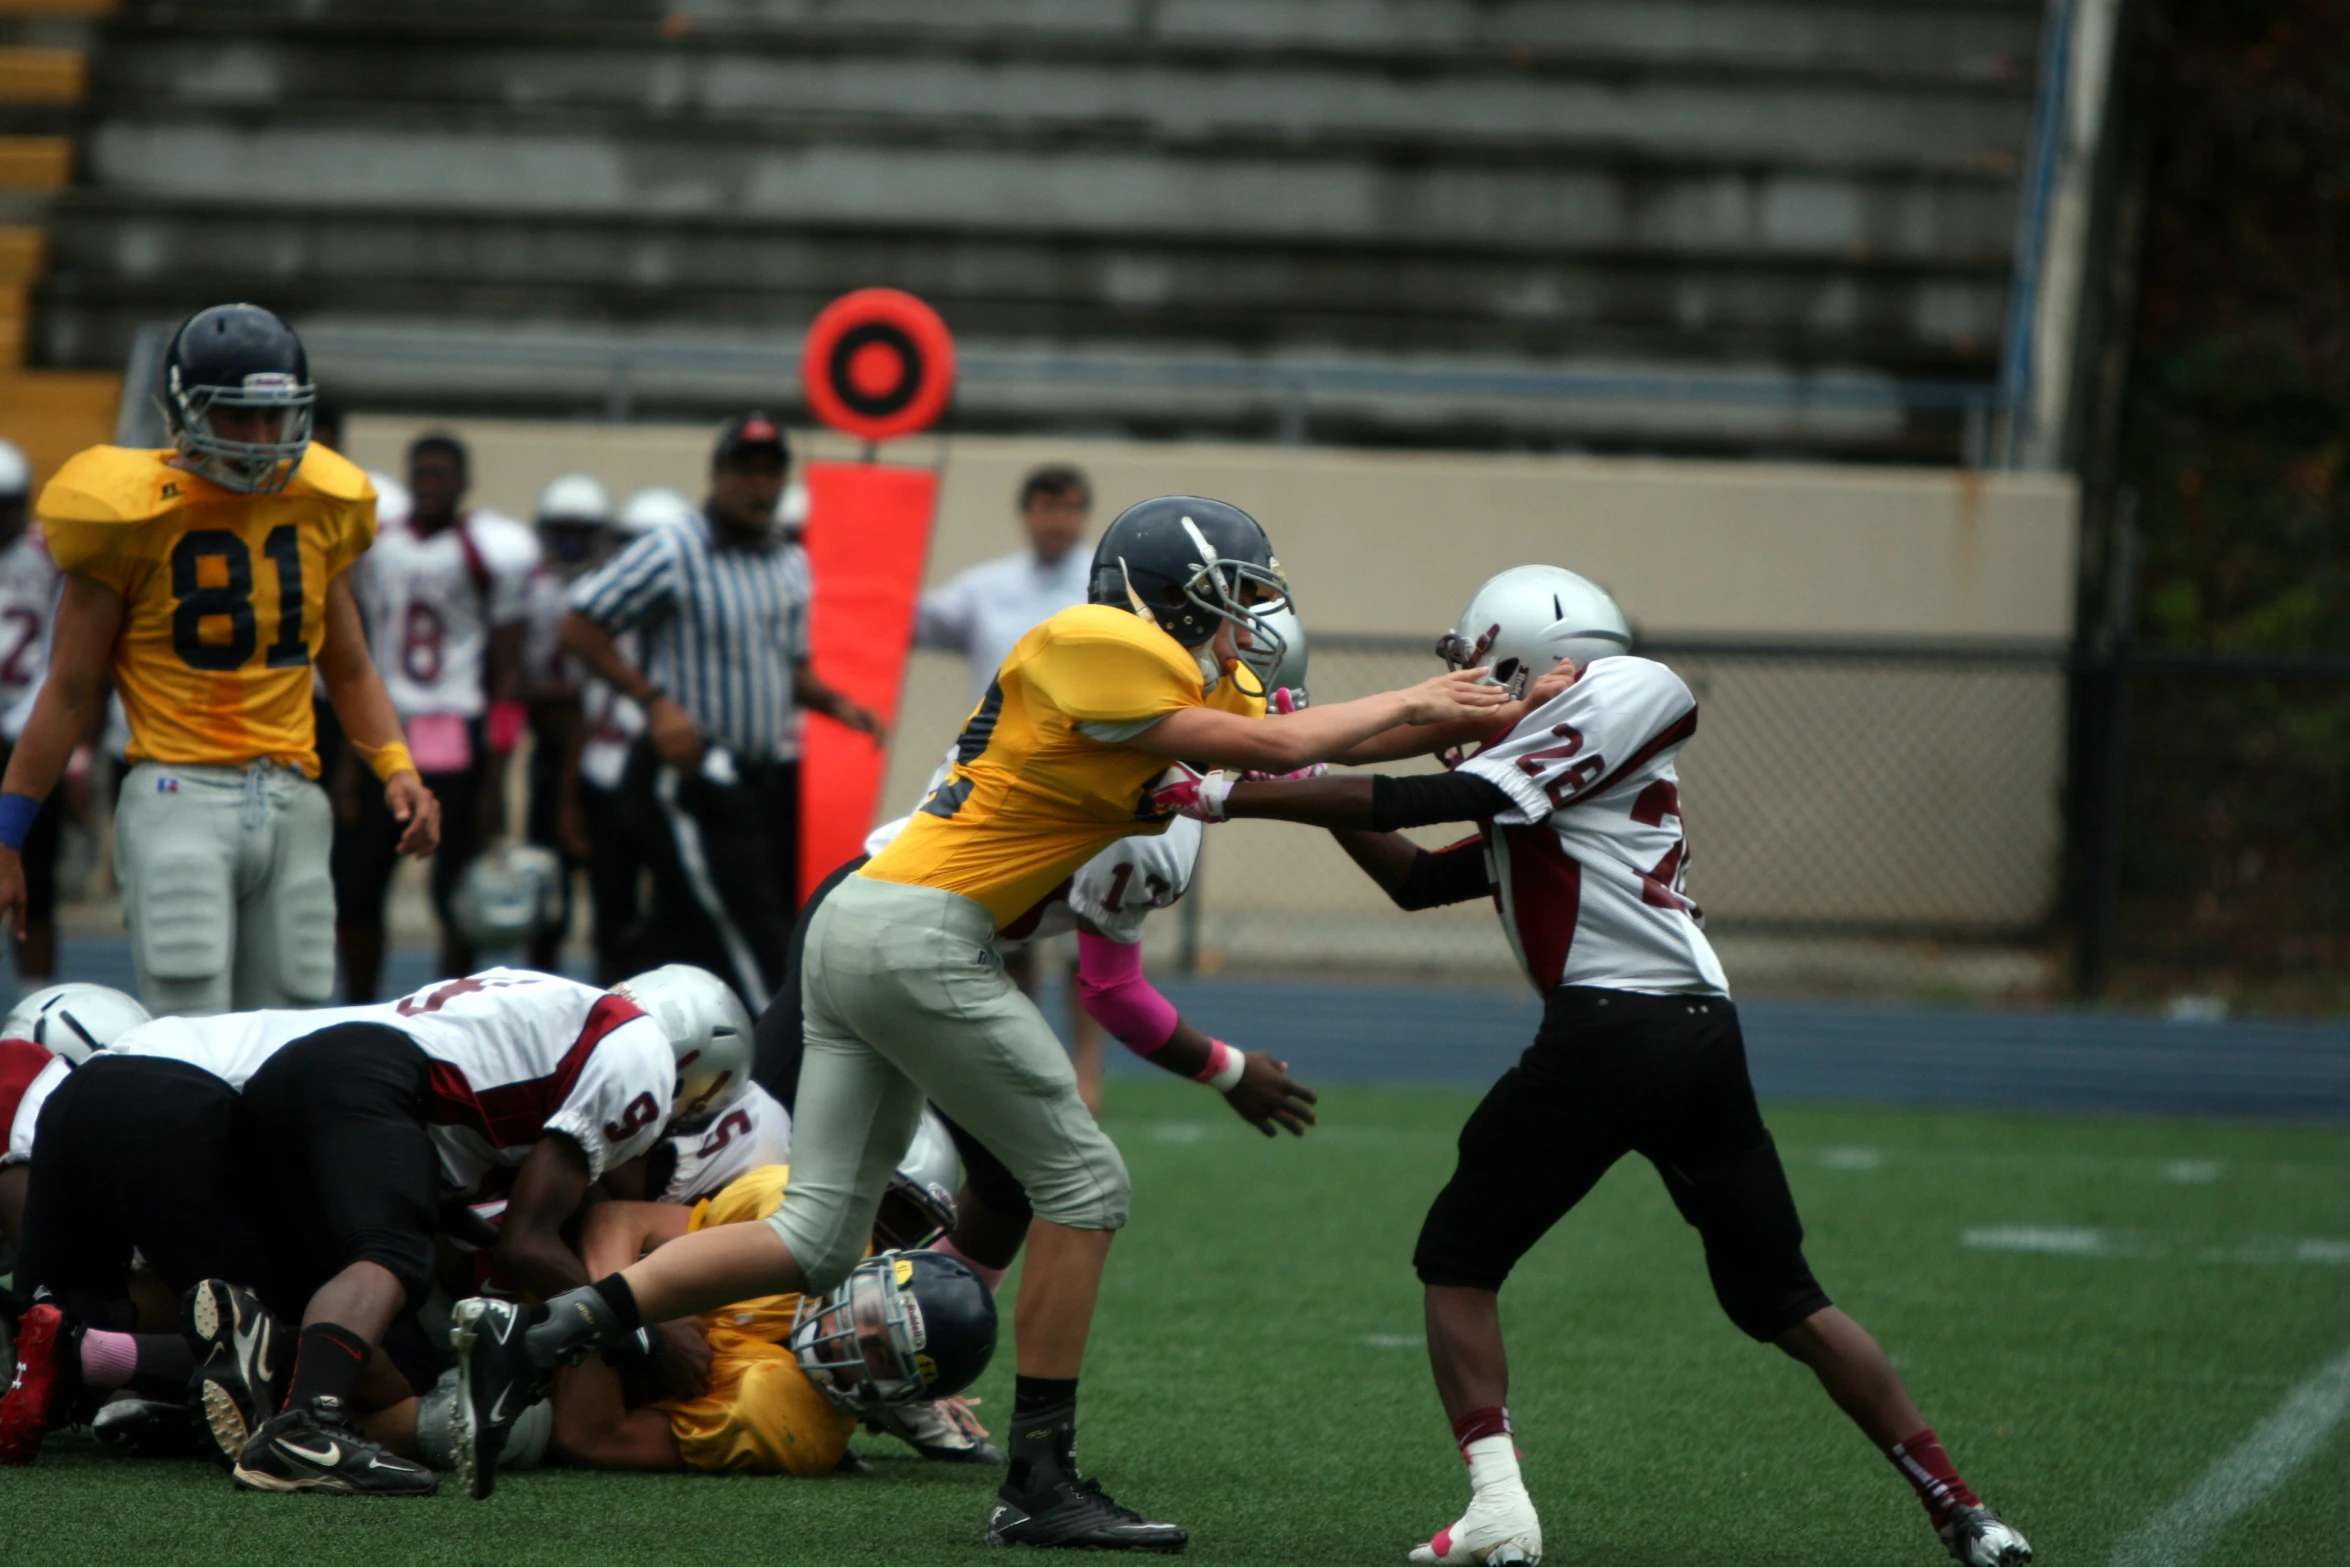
top-left (2115, 0), bottom-right (2350, 997)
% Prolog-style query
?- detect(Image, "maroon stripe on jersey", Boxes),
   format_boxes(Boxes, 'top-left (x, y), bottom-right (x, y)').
top-left (1565, 706), bottom-right (1698, 807)
top-left (1500, 824), bottom-right (1582, 991)
top-left (1000, 877), bottom-right (1074, 942)
top-left (424, 994), bottom-right (648, 1151)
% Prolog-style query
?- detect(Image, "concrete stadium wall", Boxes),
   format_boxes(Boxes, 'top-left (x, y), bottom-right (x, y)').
top-left (345, 418), bottom-right (2077, 972)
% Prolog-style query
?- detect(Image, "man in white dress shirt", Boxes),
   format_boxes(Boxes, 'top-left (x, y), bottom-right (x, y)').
top-left (911, 465), bottom-right (1108, 1108)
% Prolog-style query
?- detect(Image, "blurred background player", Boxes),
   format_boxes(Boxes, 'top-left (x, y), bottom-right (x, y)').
top-left (561, 416), bottom-right (883, 1010)
top-left (916, 464), bottom-right (1106, 1108)
top-left (0, 440), bottom-right (65, 990)
top-left (335, 430), bottom-right (538, 998)
top-left (519, 473), bottom-right (616, 971)
top-left (0, 303), bottom-right (438, 1017)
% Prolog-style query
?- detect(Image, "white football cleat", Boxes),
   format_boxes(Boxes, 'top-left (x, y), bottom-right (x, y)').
top-left (1408, 1486), bottom-right (1543, 1566)
top-left (1939, 1504), bottom-right (2032, 1566)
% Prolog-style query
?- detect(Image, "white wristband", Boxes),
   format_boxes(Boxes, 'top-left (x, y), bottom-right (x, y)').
top-left (1206, 1040), bottom-right (1246, 1094)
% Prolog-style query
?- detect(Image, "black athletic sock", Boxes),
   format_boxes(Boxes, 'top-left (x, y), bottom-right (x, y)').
top-left (591, 1274), bottom-right (643, 1335)
top-left (127, 1333), bottom-right (196, 1401)
top-left (1007, 1377), bottom-right (1080, 1492)
top-left (281, 1323), bottom-right (370, 1413)
top-left (522, 1279), bottom-right (636, 1369)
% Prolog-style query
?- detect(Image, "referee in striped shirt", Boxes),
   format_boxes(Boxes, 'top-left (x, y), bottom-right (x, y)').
top-left (559, 413), bottom-right (881, 1008)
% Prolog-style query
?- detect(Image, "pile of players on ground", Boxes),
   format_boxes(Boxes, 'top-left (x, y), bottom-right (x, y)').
top-left (0, 965), bottom-right (1001, 1491)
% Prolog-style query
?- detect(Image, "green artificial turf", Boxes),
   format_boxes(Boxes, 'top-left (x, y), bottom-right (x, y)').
top-left (7, 1079), bottom-right (2349, 1566)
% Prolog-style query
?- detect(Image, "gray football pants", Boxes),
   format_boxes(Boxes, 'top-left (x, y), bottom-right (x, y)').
top-left (773, 873), bottom-right (1131, 1293)
top-left (114, 760), bottom-right (337, 1017)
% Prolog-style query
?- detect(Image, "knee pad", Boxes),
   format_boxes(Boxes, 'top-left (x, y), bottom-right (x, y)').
top-left (262, 835), bottom-right (338, 1004)
top-left (128, 849), bottom-right (233, 985)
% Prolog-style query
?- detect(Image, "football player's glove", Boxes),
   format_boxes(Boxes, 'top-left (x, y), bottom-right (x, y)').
top-left (1149, 763), bottom-right (1234, 823)
top-left (1437, 565), bottom-right (1630, 699)
top-left (161, 303), bottom-right (315, 495)
top-left (793, 1250), bottom-right (998, 1414)
top-left (1089, 495), bottom-right (1292, 689)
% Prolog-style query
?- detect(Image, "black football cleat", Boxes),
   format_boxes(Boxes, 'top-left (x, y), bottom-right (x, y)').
top-left (232, 1394), bottom-right (437, 1496)
top-left (447, 1296), bottom-right (546, 1500)
top-left (186, 1280), bottom-right (289, 1416)
top-left (987, 1472), bottom-right (1188, 1552)
top-left (192, 1363), bottom-right (268, 1470)
top-left (92, 1396), bottom-right (201, 1460)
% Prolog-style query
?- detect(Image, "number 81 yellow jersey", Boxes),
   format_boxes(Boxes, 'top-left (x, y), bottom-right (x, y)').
top-left (37, 444), bottom-right (375, 778)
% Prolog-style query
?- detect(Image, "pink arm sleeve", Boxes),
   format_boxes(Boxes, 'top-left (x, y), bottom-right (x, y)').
top-left (1075, 931), bottom-right (1181, 1056)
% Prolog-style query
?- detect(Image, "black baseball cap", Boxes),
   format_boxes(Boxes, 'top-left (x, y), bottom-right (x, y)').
top-left (713, 411), bottom-right (790, 468)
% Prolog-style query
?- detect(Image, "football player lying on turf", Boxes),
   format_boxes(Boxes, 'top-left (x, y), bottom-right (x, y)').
top-left (1154, 566), bottom-right (2033, 1567)
top-left (545, 1163), bottom-right (994, 1476)
top-left (450, 496), bottom-right (1514, 1549)
top-left (0, 985), bottom-right (152, 1270)
top-left (0, 964), bottom-right (744, 1495)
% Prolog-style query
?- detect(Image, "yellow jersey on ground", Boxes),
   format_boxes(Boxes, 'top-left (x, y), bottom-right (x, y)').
top-left (657, 1163), bottom-right (859, 1476)
top-left (37, 444), bottom-right (375, 777)
top-left (861, 604), bottom-right (1265, 926)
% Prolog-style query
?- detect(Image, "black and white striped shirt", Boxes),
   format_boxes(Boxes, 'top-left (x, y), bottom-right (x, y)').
top-left (567, 512), bottom-right (813, 761)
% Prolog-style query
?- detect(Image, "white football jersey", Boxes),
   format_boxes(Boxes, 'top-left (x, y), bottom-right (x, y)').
top-left (1460, 656), bottom-right (1728, 997)
top-left (108, 968), bottom-right (676, 1187)
top-left (520, 568), bottom-right (582, 700)
top-left (0, 529), bottom-right (58, 740)
top-left (358, 507), bottom-right (540, 720)
top-left (3, 1050), bottom-right (66, 1167)
top-left (658, 1080), bottom-right (794, 1205)
top-left (863, 807), bottom-right (1200, 947)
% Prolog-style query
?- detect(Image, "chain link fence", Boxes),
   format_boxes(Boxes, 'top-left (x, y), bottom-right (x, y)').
top-left (1142, 635), bottom-right (2072, 1001)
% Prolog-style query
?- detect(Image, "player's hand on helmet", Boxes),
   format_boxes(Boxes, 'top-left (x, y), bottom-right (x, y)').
top-left (1227, 1051), bottom-right (1319, 1138)
top-left (385, 771), bottom-right (442, 858)
top-left (647, 694), bottom-right (706, 771)
top-left (1401, 668), bottom-right (1513, 725)
top-left (1150, 763), bottom-right (1234, 822)
top-left (0, 847), bottom-right (24, 940)
top-left (1524, 658), bottom-right (1580, 706)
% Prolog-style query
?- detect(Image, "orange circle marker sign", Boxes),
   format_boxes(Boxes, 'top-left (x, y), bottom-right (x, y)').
top-left (801, 288), bottom-right (956, 442)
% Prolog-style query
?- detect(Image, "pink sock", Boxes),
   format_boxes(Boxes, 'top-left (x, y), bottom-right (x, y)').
top-left (78, 1329), bottom-right (138, 1390)
top-left (932, 1237), bottom-right (1009, 1295)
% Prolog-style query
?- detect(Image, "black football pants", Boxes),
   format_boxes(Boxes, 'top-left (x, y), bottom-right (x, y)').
top-left (1414, 987), bottom-right (1831, 1343)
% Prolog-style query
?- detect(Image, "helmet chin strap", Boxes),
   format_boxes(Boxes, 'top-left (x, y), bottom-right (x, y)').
top-left (1116, 557), bottom-right (1156, 626)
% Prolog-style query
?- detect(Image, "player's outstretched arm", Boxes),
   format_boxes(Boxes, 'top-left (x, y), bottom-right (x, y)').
top-left (0, 576), bottom-right (122, 936)
top-left (1330, 829), bottom-right (1494, 911)
top-left (1133, 668), bottom-right (1507, 774)
top-left (1168, 770), bottom-right (1517, 831)
top-left (1073, 931), bottom-right (1316, 1137)
top-left (1323, 659), bottom-right (1583, 766)
top-left (319, 572), bottom-right (443, 858)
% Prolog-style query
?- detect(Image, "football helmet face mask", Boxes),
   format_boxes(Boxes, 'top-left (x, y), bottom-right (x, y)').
top-left (791, 1250), bottom-right (998, 1414)
top-left (1088, 496), bottom-right (1292, 689)
top-left (160, 304), bottom-right (316, 496)
top-left (1253, 602), bottom-right (1310, 702)
top-left (451, 846), bottom-right (565, 954)
top-left (872, 1109), bottom-right (960, 1251)
top-left (610, 963), bottom-right (754, 1128)
top-left (2, 984), bottom-right (152, 1066)
top-left (1437, 565), bottom-right (1633, 699)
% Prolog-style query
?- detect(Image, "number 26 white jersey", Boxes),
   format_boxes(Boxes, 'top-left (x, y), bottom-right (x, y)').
top-left (1459, 656), bottom-right (1728, 997)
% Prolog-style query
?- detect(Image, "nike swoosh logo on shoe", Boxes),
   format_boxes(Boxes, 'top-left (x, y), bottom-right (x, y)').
top-left (280, 1439), bottom-right (343, 1467)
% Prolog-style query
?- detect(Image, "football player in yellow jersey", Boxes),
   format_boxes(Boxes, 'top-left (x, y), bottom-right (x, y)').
top-left (0, 304), bottom-right (438, 1015)
top-left (455, 495), bottom-right (1507, 1548)
top-left (546, 1164), bottom-right (995, 1477)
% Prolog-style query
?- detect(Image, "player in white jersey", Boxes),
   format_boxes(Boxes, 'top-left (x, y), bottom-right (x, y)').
top-left (7, 965), bottom-right (717, 1495)
top-left (0, 441), bottom-right (65, 985)
top-left (335, 431), bottom-right (541, 997)
top-left (519, 475), bottom-right (616, 971)
top-left (1164, 566), bottom-right (2033, 1567)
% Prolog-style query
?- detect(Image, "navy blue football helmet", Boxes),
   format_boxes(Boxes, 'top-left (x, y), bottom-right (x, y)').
top-left (160, 303), bottom-right (315, 495)
top-left (791, 1250), bottom-right (998, 1413)
top-left (1088, 495), bottom-right (1292, 689)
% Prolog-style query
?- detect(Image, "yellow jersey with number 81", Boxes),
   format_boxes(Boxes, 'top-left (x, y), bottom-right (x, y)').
top-left (861, 603), bottom-right (1265, 926)
top-left (37, 444), bottom-right (375, 778)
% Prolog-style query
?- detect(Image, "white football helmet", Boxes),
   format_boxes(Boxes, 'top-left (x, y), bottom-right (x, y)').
top-left (616, 486), bottom-right (694, 537)
top-left (611, 963), bottom-right (754, 1126)
top-left (1438, 565), bottom-right (1632, 698)
top-left (451, 845), bottom-right (565, 953)
top-left (535, 473), bottom-right (612, 528)
top-left (1251, 602), bottom-right (1309, 700)
top-left (3, 983), bottom-right (152, 1065)
top-left (0, 439), bottom-right (28, 499)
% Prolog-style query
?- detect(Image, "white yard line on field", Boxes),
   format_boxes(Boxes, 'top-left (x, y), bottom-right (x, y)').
top-left (2109, 1339), bottom-right (2350, 1567)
